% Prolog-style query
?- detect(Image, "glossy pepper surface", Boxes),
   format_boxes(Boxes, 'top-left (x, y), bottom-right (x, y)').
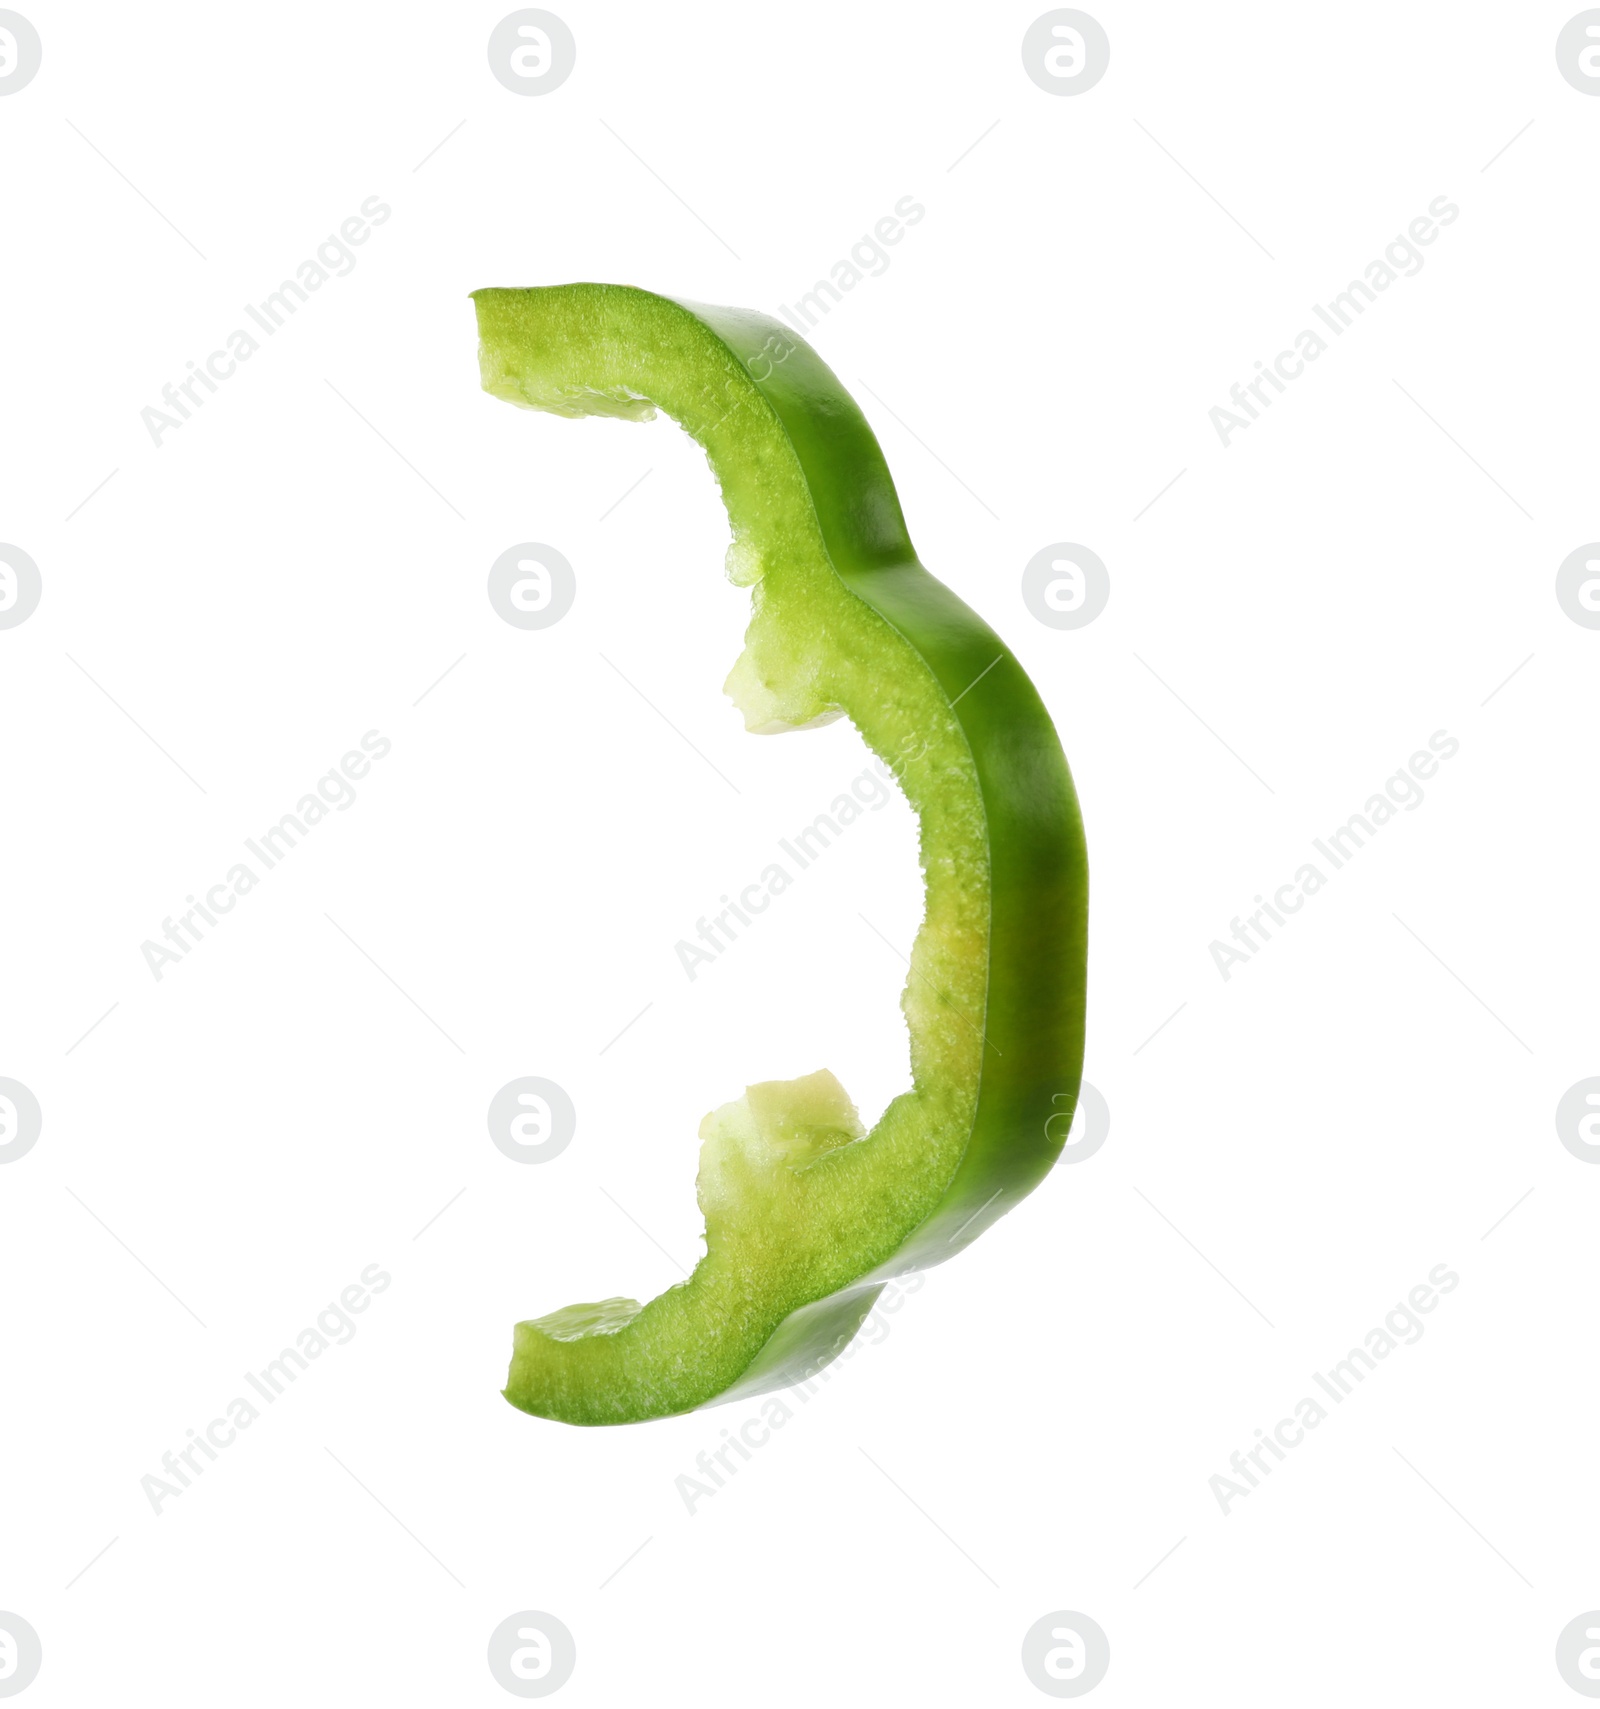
top-left (473, 283), bottom-right (1088, 1425)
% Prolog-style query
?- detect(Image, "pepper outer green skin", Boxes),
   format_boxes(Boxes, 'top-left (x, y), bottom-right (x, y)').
top-left (474, 283), bottom-right (1088, 1426)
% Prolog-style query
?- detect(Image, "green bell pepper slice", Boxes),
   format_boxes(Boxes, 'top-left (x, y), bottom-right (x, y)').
top-left (473, 283), bottom-right (1088, 1426)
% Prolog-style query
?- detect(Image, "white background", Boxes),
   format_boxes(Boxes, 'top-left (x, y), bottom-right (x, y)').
top-left (1, 2), bottom-right (1598, 1703)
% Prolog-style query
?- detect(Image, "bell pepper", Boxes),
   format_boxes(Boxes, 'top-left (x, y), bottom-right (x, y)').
top-left (472, 283), bottom-right (1088, 1425)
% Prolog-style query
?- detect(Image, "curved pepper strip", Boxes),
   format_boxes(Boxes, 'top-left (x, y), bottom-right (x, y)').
top-left (473, 283), bottom-right (1088, 1425)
